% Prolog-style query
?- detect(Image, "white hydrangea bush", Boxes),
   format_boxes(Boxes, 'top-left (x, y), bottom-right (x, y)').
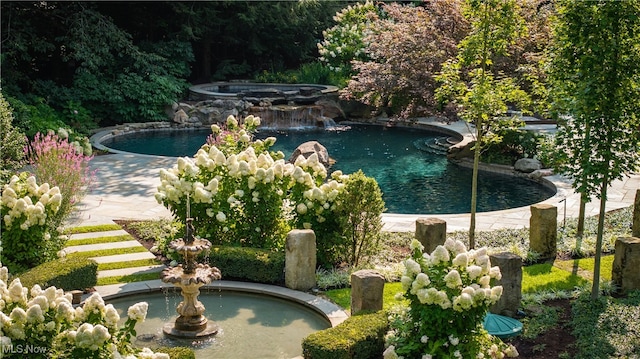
top-left (0, 264), bottom-right (167, 358)
top-left (0, 174), bottom-right (63, 273)
top-left (384, 239), bottom-right (519, 358)
top-left (155, 115), bottom-right (348, 250)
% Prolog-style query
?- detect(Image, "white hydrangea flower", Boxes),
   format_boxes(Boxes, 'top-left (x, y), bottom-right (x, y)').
top-left (127, 302), bottom-right (148, 322)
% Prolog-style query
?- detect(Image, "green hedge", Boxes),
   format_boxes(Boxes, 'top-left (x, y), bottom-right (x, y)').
top-left (209, 246), bottom-right (284, 284)
top-left (18, 257), bottom-right (98, 291)
top-left (155, 346), bottom-right (195, 359)
top-left (302, 311), bottom-right (389, 359)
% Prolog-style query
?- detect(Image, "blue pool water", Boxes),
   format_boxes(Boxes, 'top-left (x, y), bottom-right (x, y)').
top-left (101, 125), bottom-right (555, 214)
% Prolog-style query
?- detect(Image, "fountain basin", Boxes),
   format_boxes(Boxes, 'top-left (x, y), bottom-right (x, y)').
top-left (104, 281), bottom-right (347, 358)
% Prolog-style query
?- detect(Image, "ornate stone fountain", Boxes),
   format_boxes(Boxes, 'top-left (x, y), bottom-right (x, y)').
top-left (161, 212), bottom-right (222, 338)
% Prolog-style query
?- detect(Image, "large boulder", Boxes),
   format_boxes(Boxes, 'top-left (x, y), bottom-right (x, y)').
top-left (289, 141), bottom-right (331, 168)
top-left (514, 158), bottom-right (542, 173)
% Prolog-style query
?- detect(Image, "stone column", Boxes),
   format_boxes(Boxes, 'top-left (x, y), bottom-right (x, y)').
top-left (529, 204), bottom-right (557, 260)
top-left (612, 237), bottom-right (640, 294)
top-left (415, 218), bottom-right (447, 254)
top-left (285, 229), bottom-right (317, 291)
top-left (633, 189), bottom-right (640, 237)
top-left (489, 252), bottom-right (522, 317)
top-left (350, 270), bottom-right (384, 315)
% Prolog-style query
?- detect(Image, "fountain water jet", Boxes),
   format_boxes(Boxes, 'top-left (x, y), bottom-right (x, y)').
top-left (160, 214), bottom-right (222, 338)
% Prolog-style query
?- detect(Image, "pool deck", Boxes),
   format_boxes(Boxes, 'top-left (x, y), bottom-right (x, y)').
top-left (74, 117), bottom-right (639, 233)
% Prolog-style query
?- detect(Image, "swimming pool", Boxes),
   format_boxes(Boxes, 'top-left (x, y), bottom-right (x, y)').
top-left (99, 125), bottom-right (555, 214)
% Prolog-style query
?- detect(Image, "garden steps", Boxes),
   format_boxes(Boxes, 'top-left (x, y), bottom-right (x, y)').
top-left (62, 240), bottom-right (142, 254)
top-left (97, 265), bottom-right (166, 279)
top-left (67, 229), bottom-right (130, 241)
top-left (90, 252), bottom-right (157, 264)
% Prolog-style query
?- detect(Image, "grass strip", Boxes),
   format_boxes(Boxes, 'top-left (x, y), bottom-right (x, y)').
top-left (96, 272), bottom-right (161, 286)
top-left (554, 255), bottom-right (614, 281)
top-left (66, 246), bottom-right (148, 259)
top-left (63, 224), bottom-right (122, 234)
top-left (66, 235), bottom-right (134, 246)
top-left (326, 281), bottom-right (406, 312)
top-left (522, 263), bottom-right (589, 293)
top-left (97, 259), bottom-right (161, 271)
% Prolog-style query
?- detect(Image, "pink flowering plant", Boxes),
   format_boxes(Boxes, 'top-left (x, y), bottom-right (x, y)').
top-left (26, 131), bottom-right (95, 231)
top-left (384, 239), bottom-right (518, 359)
top-left (156, 115), bottom-right (347, 254)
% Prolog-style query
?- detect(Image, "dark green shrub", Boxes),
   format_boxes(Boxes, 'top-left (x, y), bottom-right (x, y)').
top-left (154, 346), bottom-right (196, 359)
top-left (18, 257), bottom-right (98, 290)
top-left (0, 92), bottom-right (27, 184)
top-left (208, 246), bottom-right (284, 284)
top-left (302, 311), bottom-right (388, 359)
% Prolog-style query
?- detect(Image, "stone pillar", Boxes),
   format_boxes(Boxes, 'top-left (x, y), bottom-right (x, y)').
top-left (415, 218), bottom-right (447, 254)
top-left (529, 204), bottom-right (557, 260)
top-left (285, 229), bottom-right (317, 291)
top-left (633, 189), bottom-right (640, 237)
top-left (612, 237), bottom-right (640, 294)
top-left (489, 252), bottom-right (522, 317)
top-left (350, 270), bottom-right (384, 315)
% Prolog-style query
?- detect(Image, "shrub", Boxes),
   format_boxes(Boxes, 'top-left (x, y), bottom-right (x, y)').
top-left (155, 346), bottom-right (196, 359)
top-left (6, 95), bottom-right (67, 138)
top-left (0, 173), bottom-right (63, 273)
top-left (208, 246), bottom-right (285, 284)
top-left (156, 115), bottom-right (348, 252)
top-left (334, 170), bottom-right (385, 267)
top-left (18, 257), bottom-right (98, 291)
top-left (27, 132), bottom-right (95, 232)
top-left (0, 92), bottom-right (27, 184)
top-left (384, 239), bottom-right (518, 358)
top-left (302, 310), bottom-right (388, 359)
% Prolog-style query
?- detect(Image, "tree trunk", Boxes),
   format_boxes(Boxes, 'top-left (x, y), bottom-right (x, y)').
top-left (591, 175), bottom-right (609, 299)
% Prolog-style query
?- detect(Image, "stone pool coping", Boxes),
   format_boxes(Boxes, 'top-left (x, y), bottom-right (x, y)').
top-left (93, 279), bottom-right (349, 328)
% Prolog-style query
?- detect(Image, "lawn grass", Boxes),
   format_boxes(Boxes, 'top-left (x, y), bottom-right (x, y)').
top-left (97, 258), bottom-right (161, 271)
top-left (522, 263), bottom-right (590, 293)
top-left (64, 224), bottom-right (122, 234)
top-left (96, 272), bottom-right (162, 286)
top-left (326, 281), bottom-right (406, 312)
top-left (66, 235), bottom-right (134, 246)
top-left (553, 255), bottom-right (615, 281)
top-left (66, 246), bottom-right (148, 259)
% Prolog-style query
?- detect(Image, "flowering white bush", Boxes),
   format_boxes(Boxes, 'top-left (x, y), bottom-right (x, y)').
top-left (155, 115), bottom-right (348, 254)
top-left (0, 173), bottom-right (63, 272)
top-left (384, 239), bottom-right (518, 358)
top-left (318, 1), bottom-right (379, 76)
top-left (0, 263), bottom-right (167, 358)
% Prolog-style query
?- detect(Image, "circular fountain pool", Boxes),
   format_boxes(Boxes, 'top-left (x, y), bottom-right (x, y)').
top-left (108, 288), bottom-right (334, 359)
top-left (98, 125), bottom-right (555, 214)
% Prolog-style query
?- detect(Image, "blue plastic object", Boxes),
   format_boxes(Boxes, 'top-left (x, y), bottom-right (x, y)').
top-left (483, 313), bottom-right (523, 338)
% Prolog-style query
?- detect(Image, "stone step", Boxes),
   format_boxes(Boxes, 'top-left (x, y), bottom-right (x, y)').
top-left (91, 252), bottom-right (157, 264)
top-left (68, 230), bottom-right (129, 241)
top-left (62, 240), bottom-right (142, 254)
top-left (98, 265), bottom-right (166, 279)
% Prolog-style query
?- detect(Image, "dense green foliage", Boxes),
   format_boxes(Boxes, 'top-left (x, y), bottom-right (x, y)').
top-left (18, 257), bottom-right (98, 291)
top-left (571, 291), bottom-right (640, 358)
top-left (0, 92), bottom-right (26, 184)
top-left (1, 1), bottom-right (342, 126)
top-left (302, 311), bottom-right (388, 359)
top-left (208, 246), bottom-right (285, 284)
top-left (549, 0), bottom-right (640, 297)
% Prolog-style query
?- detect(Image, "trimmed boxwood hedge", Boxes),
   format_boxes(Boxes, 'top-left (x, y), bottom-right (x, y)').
top-left (302, 311), bottom-right (389, 359)
top-left (18, 257), bottom-right (98, 291)
top-left (155, 346), bottom-right (195, 359)
top-left (208, 246), bottom-right (284, 284)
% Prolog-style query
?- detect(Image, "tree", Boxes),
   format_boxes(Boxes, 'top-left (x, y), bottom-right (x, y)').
top-left (341, 1), bottom-right (469, 118)
top-left (549, 0), bottom-right (640, 298)
top-left (436, 0), bottom-right (529, 248)
top-left (0, 91), bottom-right (27, 184)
